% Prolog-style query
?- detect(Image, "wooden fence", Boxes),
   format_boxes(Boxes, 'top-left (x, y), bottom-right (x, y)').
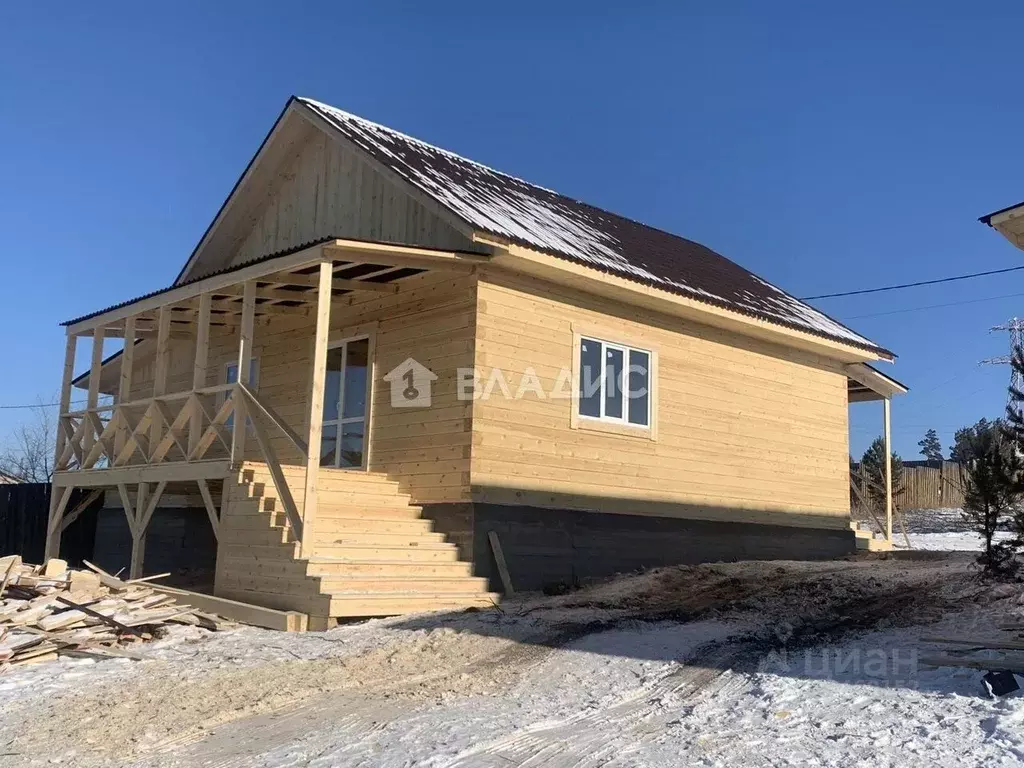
top-left (0, 483), bottom-right (101, 565)
top-left (897, 461), bottom-right (964, 510)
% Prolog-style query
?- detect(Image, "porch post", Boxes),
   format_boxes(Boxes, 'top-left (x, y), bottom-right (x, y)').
top-left (231, 281), bottom-right (256, 465)
top-left (53, 333), bottom-right (78, 469)
top-left (114, 315), bottom-right (136, 456)
top-left (45, 333), bottom-right (79, 560)
top-left (190, 293), bottom-right (212, 457)
top-left (150, 306), bottom-right (172, 453)
top-left (302, 259), bottom-right (333, 557)
top-left (82, 326), bottom-right (106, 456)
top-left (883, 396), bottom-right (893, 544)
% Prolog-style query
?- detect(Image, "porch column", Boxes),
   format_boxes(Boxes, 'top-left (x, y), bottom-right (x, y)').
top-left (231, 281), bottom-right (256, 465)
top-left (301, 259), bottom-right (333, 557)
top-left (150, 307), bottom-right (172, 453)
top-left (114, 315), bottom-right (137, 456)
top-left (883, 396), bottom-right (893, 544)
top-left (44, 333), bottom-right (80, 560)
top-left (82, 326), bottom-right (106, 456)
top-left (189, 293), bottom-right (212, 457)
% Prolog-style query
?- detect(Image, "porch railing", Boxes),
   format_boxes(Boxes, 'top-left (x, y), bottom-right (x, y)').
top-left (56, 382), bottom-right (309, 546)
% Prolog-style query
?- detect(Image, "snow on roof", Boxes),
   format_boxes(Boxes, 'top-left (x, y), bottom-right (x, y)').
top-left (300, 97), bottom-right (890, 357)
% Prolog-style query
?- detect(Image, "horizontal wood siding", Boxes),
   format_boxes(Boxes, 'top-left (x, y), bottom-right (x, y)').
top-left (120, 271), bottom-right (477, 504)
top-left (470, 270), bottom-right (852, 530)
top-left (230, 130), bottom-right (478, 267)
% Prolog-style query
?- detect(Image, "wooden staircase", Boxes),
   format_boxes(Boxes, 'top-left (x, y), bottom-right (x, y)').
top-left (851, 521), bottom-right (894, 552)
top-left (214, 462), bottom-right (496, 622)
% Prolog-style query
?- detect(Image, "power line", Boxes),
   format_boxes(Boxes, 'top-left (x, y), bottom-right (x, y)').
top-left (840, 291), bottom-right (1024, 320)
top-left (0, 400), bottom-right (88, 411)
top-left (801, 264), bottom-right (1024, 300)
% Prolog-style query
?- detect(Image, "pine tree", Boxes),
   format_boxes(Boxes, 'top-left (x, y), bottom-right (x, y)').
top-left (917, 429), bottom-right (943, 462)
top-left (950, 418), bottom-right (991, 464)
top-left (958, 422), bottom-right (1020, 576)
top-left (860, 437), bottom-right (904, 510)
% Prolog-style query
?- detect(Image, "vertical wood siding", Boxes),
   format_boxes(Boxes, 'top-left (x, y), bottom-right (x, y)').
top-left (228, 131), bottom-right (478, 267)
top-left (469, 270), bottom-right (852, 530)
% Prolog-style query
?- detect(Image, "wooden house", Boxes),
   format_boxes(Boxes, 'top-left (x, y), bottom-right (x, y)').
top-left (47, 97), bottom-right (906, 624)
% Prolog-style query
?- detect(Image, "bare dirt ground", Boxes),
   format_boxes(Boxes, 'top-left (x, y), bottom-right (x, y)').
top-left (0, 552), bottom-right (1018, 767)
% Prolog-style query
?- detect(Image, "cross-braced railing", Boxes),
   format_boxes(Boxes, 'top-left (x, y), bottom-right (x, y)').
top-left (56, 383), bottom-right (237, 471)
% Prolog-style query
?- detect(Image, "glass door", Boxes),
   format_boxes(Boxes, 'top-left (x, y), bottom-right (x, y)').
top-left (320, 336), bottom-right (370, 469)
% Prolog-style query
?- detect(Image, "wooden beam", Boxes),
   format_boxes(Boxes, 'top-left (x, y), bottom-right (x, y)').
top-left (54, 459), bottom-right (232, 487)
top-left (59, 489), bottom-right (104, 533)
top-left (129, 482), bottom-right (148, 579)
top-left (231, 281), bottom-right (256, 465)
top-left (53, 334), bottom-right (78, 466)
top-left (150, 307), bottom-right (172, 452)
top-left (322, 241), bottom-right (486, 274)
top-left (83, 327), bottom-right (105, 456)
top-left (245, 391), bottom-right (303, 541)
top-left (239, 383), bottom-right (308, 460)
top-left (43, 486), bottom-right (73, 560)
top-left (115, 316), bottom-right (137, 456)
top-left (883, 397), bottom-right (893, 544)
top-left (301, 260), bottom-right (332, 558)
top-left (117, 483), bottom-right (138, 539)
top-left (65, 242), bottom-right (329, 336)
top-left (197, 479), bottom-right (220, 540)
top-left (264, 271), bottom-right (401, 294)
top-left (148, 584), bottom-right (309, 632)
top-left (190, 294), bottom-right (211, 456)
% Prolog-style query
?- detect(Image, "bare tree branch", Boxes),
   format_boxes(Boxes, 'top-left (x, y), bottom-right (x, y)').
top-left (0, 397), bottom-right (57, 483)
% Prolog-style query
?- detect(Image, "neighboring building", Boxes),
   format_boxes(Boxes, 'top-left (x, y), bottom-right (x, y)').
top-left (47, 97), bottom-right (906, 625)
top-left (981, 201), bottom-right (1024, 250)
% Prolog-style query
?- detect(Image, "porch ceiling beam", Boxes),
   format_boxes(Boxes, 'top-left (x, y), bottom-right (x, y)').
top-left (65, 239), bottom-right (485, 336)
top-left (259, 270), bottom-right (401, 294)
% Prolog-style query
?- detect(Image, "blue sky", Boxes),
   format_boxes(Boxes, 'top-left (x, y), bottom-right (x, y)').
top-left (1, 1), bottom-right (1023, 459)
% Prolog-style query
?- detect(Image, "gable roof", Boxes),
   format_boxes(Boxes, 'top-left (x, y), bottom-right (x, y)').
top-left (297, 97), bottom-right (889, 358)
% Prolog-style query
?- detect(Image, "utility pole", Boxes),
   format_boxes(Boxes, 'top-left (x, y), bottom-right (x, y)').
top-left (980, 317), bottom-right (1024, 405)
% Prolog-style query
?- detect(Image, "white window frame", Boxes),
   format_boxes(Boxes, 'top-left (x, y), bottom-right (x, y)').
top-left (571, 325), bottom-right (658, 441)
top-left (321, 333), bottom-right (373, 470)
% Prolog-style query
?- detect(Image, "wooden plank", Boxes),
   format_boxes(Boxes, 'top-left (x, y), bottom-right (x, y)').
top-left (883, 397), bottom-right (893, 544)
top-left (117, 482), bottom-right (138, 539)
top-left (115, 315), bottom-right (137, 456)
top-left (150, 307), bottom-right (172, 451)
top-left (190, 293), bottom-right (212, 456)
top-left (54, 334), bottom-right (78, 465)
top-left (231, 280), bottom-right (256, 464)
top-left (919, 654), bottom-right (1024, 674)
top-left (197, 478), bottom-right (220, 540)
top-left (148, 584), bottom-right (308, 632)
top-left (82, 326), bottom-right (106, 456)
top-left (301, 259), bottom-right (333, 557)
top-left (54, 459), bottom-right (232, 487)
top-left (487, 530), bottom-right (514, 596)
top-left (59, 488), bottom-right (104, 533)
top-left (245, 397), bottom-right (304, 541)
top-left (43, 486), bottom-right (73, 559)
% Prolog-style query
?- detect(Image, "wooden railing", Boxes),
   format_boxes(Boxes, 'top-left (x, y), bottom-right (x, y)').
top-left (57, 383), bottom-right (237, 471)
top-left (56, 382), bottom-right (312, 550)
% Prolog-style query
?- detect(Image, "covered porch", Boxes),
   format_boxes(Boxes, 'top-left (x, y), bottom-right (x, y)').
top-left (846, 362), bottom-right (910, 550)
top-left (46, 238), bottom-right (488, 577)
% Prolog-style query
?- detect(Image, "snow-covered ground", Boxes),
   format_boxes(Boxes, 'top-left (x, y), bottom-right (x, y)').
top-left (889, 507), bottom-right (1016, 553)
top-left (1, 556), bottom-right (1022, 767)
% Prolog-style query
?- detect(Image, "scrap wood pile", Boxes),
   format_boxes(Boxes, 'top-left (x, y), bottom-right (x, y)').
top-left (0, 555), bottom-right (233, 671)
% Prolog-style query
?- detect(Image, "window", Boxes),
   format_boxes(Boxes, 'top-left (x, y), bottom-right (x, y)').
top-left (578, 337), bottom-right (651, 428)
top-left (224, 358), bottom-right (259, 429)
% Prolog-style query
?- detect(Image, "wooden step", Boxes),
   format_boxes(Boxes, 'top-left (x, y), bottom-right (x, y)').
top-left (311, 544), bottom-right (460, 562)
top-left (317, 576), bottom-right (491, 594)
top-left (305, 559), bottom-right (474, 578)
top-left (316, 490), bottom-right (414, 507)
top-left (316, 505), bottom-right (425, 520)
top-left (312, 517), bottom-right (433, 535)
top-left (327, 592), bottom-right (498, 617)
top-left (313, 531), bottom-right (447, 547)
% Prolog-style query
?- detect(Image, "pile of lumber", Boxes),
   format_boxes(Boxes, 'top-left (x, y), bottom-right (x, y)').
top-left (921, 621), bottom-right (1024, 675)
top-left (0, 556), bottom-right (232, 671)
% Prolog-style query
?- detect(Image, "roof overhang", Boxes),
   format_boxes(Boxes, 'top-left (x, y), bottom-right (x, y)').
top-left (846, 363), bottom-right (909, 402)
top-left (980, 201), bottom-right (1024, 251)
